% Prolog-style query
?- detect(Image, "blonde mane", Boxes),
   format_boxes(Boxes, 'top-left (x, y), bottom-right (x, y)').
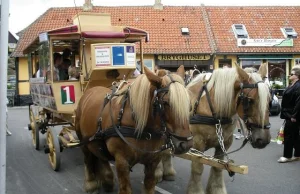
top-left (168, 74), bottom-right (190, 126)
top-left (114, 73), bottom-right (190, 135)
top-left (248, 73), bottom-right (270, 126)
top-left (188, 68), bottom-right (270, 121)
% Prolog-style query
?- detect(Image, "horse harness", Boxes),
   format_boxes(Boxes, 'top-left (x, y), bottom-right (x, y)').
top-left (85, 74), bottom-right (192, 155)
top-left (237, 82), bottom-right (271, 131)
top-left (190, 79), bottom-right (271, 177)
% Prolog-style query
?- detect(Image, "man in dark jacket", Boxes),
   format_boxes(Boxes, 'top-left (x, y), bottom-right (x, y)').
top-left (278, 66), bottom-right (300, 163)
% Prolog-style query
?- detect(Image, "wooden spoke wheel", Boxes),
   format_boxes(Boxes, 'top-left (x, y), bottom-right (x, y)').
top-left (29, 106), bottom-right (40, 150)
top-left (46, 128), bottom-right (61, 171)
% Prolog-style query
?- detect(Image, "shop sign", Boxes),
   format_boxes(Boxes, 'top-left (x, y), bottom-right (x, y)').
top-left (238, 38), bottom-right (293, 47)
top-left (158, 54), bottom-right (211, 60)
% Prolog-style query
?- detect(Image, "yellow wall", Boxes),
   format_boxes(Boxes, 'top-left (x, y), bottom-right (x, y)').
top-left (213, 55), bottom-right (238, 69)
top-left (18, 57), bottom-right (30, 95)
top-left (291, 55), bottom-right (300, 68)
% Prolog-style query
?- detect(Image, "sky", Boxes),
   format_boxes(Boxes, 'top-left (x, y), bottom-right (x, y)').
top-left (8, 0), bottom-right (300, 35)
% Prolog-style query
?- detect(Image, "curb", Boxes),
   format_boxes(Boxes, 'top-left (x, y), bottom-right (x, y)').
top-left (8, 106), bottom-right (28, 110)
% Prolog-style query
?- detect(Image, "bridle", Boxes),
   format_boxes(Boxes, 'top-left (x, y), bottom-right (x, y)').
top-left (84, 74), bottom-right (193, 154)
top-left (236, 81), bottom-right (271, 132)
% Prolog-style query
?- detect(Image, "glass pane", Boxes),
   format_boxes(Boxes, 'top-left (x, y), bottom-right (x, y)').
top-left (38, 42), bottom-right (50, 79)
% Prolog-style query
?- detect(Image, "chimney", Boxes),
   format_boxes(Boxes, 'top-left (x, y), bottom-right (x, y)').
top-left (154, 0), bottom-right (163, 10)
top-left (83, 0), bottom-right (93, 11)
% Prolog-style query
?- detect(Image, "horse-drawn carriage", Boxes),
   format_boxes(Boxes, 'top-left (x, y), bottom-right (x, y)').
top-left (25, 12), bottom-right (271, 194)
top-left (26, 12), bottom-right (151, 170)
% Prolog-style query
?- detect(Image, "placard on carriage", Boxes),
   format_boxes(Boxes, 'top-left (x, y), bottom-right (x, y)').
top-left (90, 43), bottom-right (137, 80)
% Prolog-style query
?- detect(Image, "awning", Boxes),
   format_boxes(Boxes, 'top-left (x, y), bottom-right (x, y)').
top-left (238, 55), bottom-right (294, 59)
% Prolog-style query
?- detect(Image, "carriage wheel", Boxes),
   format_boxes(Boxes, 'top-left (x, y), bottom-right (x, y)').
top-left (46, 128), bottom-right (61, 171)
top-left (29, 106), bottom-right (40, 150)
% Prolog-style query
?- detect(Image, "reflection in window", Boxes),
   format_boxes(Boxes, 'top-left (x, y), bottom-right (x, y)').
top-left (241, 59), bottom-right (261, 71)
top-left (295, 58), bottom-right (300, 66)
top-left (136, 59), bottom-right (153, 71)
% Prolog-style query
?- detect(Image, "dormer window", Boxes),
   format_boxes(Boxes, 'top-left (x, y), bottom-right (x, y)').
top-left (281, 27), bottom-right (298, 38)
top-left (181, 27), bottom-right (189, 35)
top-left (232, 24), bottom-right (249, 39)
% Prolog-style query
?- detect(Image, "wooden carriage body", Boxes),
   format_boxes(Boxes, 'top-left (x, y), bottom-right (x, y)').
top-left (26, 12), bottom-right (148, 123)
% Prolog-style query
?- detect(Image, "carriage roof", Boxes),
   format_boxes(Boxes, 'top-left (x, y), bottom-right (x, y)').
top-left (23, 13), bottom-right (149, 54)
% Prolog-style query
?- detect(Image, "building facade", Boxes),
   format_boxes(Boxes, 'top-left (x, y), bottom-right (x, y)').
top-left (12, 3), bottom-right (300, 105)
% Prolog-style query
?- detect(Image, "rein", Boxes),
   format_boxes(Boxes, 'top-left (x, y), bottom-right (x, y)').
top-left (81, 74), bottom-right (192, 154)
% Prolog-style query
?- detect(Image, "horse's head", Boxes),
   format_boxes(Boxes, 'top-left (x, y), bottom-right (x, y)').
top-left (131, 65), bottom-right (193, 154)
top-left (235, 63), bottom-right (271, 148)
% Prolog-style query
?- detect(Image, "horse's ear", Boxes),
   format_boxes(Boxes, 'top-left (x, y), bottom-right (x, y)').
top-left (177, 65), bottom-right (185, 79)
top-left (236, 63), bottom-right (250, 82)
top-left (144, 66), bottom-right (162, 85)
top-left (258, 63), bottom-right (268, 78)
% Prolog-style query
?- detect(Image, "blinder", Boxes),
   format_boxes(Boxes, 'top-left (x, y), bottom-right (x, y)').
top-left (237, 81), bottom-right (270, 130)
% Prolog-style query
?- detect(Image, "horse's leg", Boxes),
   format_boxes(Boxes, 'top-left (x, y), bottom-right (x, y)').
top-left (154, 153), bottom-right (176, 182)
top-left (82, 146), bottom-right (101, 193)
top-left (162, 153), bottom-right (176, 181)
top-left (187, 160), bottom-right (205, 194)
top-left (143, 158), bottom-right (161, 194)
top-left (115, 155), bottom-right (132, 194)
top-left (154, 160), bottom-right (163, 183)
top-left (206, 137), bottom-right (233, 194)
top-left (96, 159), bottom-right (115, 192)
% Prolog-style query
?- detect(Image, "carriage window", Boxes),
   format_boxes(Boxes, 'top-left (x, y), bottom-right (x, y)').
top-left (37, 42), bottom-right (50, 79)
top-left (50, 39), bottom-right (80, 82)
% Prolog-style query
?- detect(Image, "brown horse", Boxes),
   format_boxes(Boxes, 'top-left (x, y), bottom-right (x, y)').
top-left (75, 66), bottom-right (193, 194)
top-left (155, 63), bottom-right (271, 194)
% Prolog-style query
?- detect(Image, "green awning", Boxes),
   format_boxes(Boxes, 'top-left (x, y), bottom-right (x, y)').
top-left (238, 55), bottom-right (293, 59)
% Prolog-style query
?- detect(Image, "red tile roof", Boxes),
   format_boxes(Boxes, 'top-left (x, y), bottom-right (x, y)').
top-left (12, 6), bottom-right (300, 57)
top-left (205, 6), bottom-right (300, 53)
top-left (12, 6), bottom-right (212, 57)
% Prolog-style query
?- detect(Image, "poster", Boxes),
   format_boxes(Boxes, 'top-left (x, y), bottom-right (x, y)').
top-left (95, 46), bottom-right (111, 66)
top-left (126, 45), bottom-right (136, 66)
top-left (112, 46), bottom-right (125, 66)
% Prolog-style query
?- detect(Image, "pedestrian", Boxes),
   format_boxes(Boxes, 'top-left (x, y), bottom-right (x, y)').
top-left (6, 97), bottom-right (12, 136)
top-left (278, 66), bottom-right (300, 163)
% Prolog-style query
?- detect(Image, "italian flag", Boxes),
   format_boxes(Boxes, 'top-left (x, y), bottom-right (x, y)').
top-left (61, 85), bottom-right (75, 104)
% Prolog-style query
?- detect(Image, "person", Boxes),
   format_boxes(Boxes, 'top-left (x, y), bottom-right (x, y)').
top-left (68, 65), bottom-right (79, 80)
top-left (33, 62), bottom-right (40, 78)
top-left (47, 53), bottom-right (62, 81)
top-left (278, 66), bottom-right (300, 163)
top-left (6, 97), bottom-right (12, 136)
top-left (60, 58), bottom-right (71, 80)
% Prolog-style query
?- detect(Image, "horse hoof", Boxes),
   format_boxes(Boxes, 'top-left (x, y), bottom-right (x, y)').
top-left (84, 180), bottom-right (100, 193)
top-left (156, 177), bottom-right (163, 184)
top-left (103, 182), bottom-right (114, 192)
top-left (163, 175), bottom-right (175, 181)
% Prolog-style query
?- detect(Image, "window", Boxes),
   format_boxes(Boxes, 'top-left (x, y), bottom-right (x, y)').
top-left (232, 24), bottom-right (249, 39)
top-left (281, 27), bottom-right (298, 38)
top-left (136, 59), bottom-right (153, 71)
top-left (295, 58), bottom-right (300, 66)
top-left (241, 59), bottom-right (262, 70)
top-left (181, 27), bottom-right (190, 35)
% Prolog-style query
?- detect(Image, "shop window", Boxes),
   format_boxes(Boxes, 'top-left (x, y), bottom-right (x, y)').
top-left (268, 60), bottom-right (286, 88)
top-left (241, 60), bottom-right (262, 71)
top-left (137, 59), bottom-right (153, 71)
top-left (219, 59), bottom-right (232, 68)
top-left (295, 58), bottom-right (300, 66)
